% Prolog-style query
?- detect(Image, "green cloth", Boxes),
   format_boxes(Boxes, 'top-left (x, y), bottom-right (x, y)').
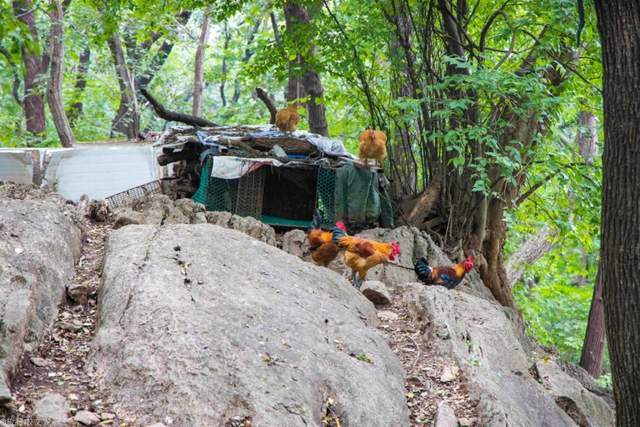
top-left (334, 162), bottom-right (394, 227)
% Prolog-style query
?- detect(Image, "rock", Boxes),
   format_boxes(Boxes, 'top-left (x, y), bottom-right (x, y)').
top-left (30, 357), bottom-right (50, 367)
top-left (100, 412), bottom-right (116, 420)
top-left (0, 196), bottom-right (81, 406)
top-left (205, 210), bottom-right (233, 226)
top-left (228, 215), bottom-right (277, 246)
top-left (145, 424), bottom-right (168, 427)
top-left (377, 310), bottom-right (399, 322)
top-left (67, 282), bottom-right (90, 305)
top-left (360, 281), bottom-right (392, 305)
top-left (58, 320), bottom-right (83, 332)
top-left (434, 402), bottom-right (458, 427)
top-left (357, 226), bottom-right (493, 301)
top-left (281, 229), bottom-right (307, 258)
top-left (33, 393), bottom-right (69, 426)
top-left (439, 365), bottom-right (459, 383)
top-left (535, 358), bottom-right (614, 426)
top-left (91, 224), bottom-right (409, 426)
top-left (403, 284), bottom-right (598, 426)
top-left (458, 417), bottom-right (474, 426)
top-left (112, 208), bottom-right (144, 229)
top-left (74, 410), bottom-right (101, 426)
top-left (0, 373), bottom-right (11, 404)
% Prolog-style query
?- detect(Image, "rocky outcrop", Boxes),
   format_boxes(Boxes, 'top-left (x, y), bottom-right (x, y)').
top-left (90, 224), bottom-right (409, 426)
top-left (0, 193), bottom-right (81, 404)
top-left (33, 393), bottom-right (69, 426)
top-left (403, 284), bottom-right (614, 427)
top-left (112, 194), bottom-right (277, 246)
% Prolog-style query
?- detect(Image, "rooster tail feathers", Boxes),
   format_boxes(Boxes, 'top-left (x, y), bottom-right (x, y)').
top-left (414, 257), bottom-right (432, 282)
top-left (331, 225), bottom-right (347, 244)
top-left (311, 209), bottom-right (324, 230)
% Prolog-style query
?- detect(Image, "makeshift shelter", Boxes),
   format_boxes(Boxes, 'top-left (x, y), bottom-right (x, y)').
top-left (155, 125), bottom-right (394, 228)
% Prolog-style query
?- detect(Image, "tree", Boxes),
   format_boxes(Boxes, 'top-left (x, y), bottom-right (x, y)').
top-left (594, 0), bottom-right (640, 424)
top-left (12, 0), bottom-right (47, 136)
top-left (47, 0), bottom-right (74, 147)
top-left (284, 1), bottom-right (328, 136)
top-left (66, 47), bottom-right (91, 127)
top-left (108, 33), bottom-right (140, 139)
top-left (193, 11), bottom-right (210, 116)
top-left (580, 269), bottom-right (605, 377)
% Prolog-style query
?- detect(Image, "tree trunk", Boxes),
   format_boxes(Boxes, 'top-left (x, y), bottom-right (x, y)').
top-left (505, 225), bottom-right (557, 288)
top-left (13, 0), bottom-right (47, 135)
top-left (577, 108), bottom-right (606, 378)
top-left (284, 1), bottom-right (329, 136)
top-left (231, 19), bottom-right (262, 104)
top-left (108, 33), bottom-right (140, 139)
top-left (580, 269), bottom-right (606, 377)
top-left (594, 1), bottom-right (640, 424)
top-left (192, 12), bottom-right (210, 117)
top-left (220, 22), bottom-right (230, 107)
top-left (47, 0), bottom-right (74, 147)
top-left (577, 111), bottom-right (599, 163)
top-left (67, 47), bottom-right (91, 126)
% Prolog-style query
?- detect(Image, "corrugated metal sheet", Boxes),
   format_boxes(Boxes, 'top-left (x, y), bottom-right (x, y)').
top-left (46, 144), bottom-right (159, 201)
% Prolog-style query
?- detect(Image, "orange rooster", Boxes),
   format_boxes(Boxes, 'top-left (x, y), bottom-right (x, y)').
top-left (414, 255), bottom-right (474, 289)
top-left (336, 235), bottom-right (401, 289)
top-left (307, 210), bottom-right (347, 267)
top-left (275, 104), bottom-right (300, 133)
top-left (358, 129), bottom-right (387, 167)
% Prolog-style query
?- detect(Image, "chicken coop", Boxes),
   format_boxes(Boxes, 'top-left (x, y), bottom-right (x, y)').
top-left (155, 125), bottom-right (394, 229)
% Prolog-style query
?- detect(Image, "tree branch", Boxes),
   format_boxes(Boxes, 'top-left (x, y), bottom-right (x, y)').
top-left (140, 87), bottom-right (219, 127)
top-left (255, 87), bottom-right (277, 124)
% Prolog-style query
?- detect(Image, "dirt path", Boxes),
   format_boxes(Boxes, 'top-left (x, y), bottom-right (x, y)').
top-left (8, 221), bottom-right (127, 426)
top-left (377, 296), bottom-right (479, 426)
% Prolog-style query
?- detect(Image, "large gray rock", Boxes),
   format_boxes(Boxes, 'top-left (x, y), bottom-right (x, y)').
top-left (535, 359), bottom-right (614, 427)
top-left (0, 196), bottom-right (81, 404)
top-left (33, 393), bottom-right (69, 426)
top-left (205, 211), bottom-right (277, 246)
top-left (90, 224), bottom-right (409, 426)
top-left (357, 226), bottom-right (493, 300)
top-left (403, 285), bottom-right (614, 427)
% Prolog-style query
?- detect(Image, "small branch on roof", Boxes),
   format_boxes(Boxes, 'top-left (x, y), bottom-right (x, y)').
top-left (255, 87), bottom-right (277, 124)
top-left (140, 87), bottom-right (219, 127)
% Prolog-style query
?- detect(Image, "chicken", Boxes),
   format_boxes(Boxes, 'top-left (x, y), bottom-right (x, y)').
top-left (358, 129), bottom-right (387, 167)
top-left (275, 104), bottom-right (300, 133)
top-left (307, 210), bottom-right (347, 267)
top-left (336, 235), bottom-right (401, 289)
top-left (414, 255), bottom-right (474, 289)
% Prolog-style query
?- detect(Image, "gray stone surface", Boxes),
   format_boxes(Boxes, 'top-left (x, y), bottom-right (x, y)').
top-left (403, 284), bottom-right (613, 427)
top-left (33, 393), bottom-right (69, 426)
top-left (281, 229), bottom-right (307, 258)
top-left (74, 410), bottom-right (101, 426)
top-left (434, 402), bottom-right (458, 427)
top-left (535, 359), bottom-right (614, 427)
top-left (90, 224), bottom-right (409, 426)
top-left (0, 195), bottom-right (81, 404)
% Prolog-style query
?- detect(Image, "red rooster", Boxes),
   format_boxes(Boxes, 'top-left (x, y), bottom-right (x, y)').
top-left (414, 255), bottom-right (474, 289)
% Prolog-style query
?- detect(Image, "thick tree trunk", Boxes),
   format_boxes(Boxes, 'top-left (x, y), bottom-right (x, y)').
top-left (192, 13), bottom-right (210, 117)
top-left (13, 0), bottom-right (47, 135)
top-left (67, 47), bottom-right (91, 126)
top-left (594, 1), bottom-right (640, 424)
top-left (580, 269), bottom-right (606, 377)
top-left (108, 33), bottom-right (140, 139)
top-left (284, 1), bottom-right (328, 136)
top-left (47, 0), bottom-right (74, 147)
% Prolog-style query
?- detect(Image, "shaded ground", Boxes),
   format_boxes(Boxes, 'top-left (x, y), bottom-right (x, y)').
top-left (377, 296), bottom-right (479, 426)
top-left (6, 221), bottom-right (128, 426)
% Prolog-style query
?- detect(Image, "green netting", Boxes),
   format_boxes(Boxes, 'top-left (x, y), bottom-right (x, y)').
top-left (193, 156), bottom-right (394, 228)
top-left (316, 167), bottom-right (336, 226)
top-left (193, 158), bottom-right (238, 211)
